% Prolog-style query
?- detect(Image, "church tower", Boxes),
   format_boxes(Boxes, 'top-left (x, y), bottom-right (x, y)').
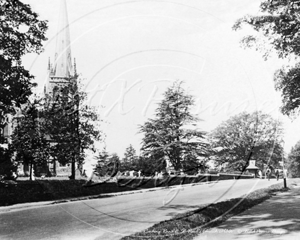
top-left (44, 0), bottom-right (77, 96)
top-left (43, 0), bottom-right (78, 177)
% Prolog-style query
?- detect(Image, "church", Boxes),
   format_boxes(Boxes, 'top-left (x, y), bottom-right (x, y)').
top-left (38, 0), bottom-right (79, 177)
top-left (2, 0), bottom-right (79, 177)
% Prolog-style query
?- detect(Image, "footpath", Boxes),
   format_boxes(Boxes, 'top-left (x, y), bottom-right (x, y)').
top-left (194, 178), bottom-right (300, 240)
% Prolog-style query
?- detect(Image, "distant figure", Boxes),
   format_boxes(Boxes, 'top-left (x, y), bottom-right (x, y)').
top-left (258, 170), bottom-right (262, 179)
top-left (275, 169), bottom-right (280, 181)
top-left (265, 167), bottom-right (271, 181)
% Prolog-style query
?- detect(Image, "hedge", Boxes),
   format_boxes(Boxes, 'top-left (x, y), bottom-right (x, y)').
top-left (0, 174), bottom-right (254, 206)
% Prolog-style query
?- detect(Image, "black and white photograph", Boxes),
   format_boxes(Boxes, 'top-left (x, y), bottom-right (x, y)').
top-left (1, 0), bottom-right (300, 239)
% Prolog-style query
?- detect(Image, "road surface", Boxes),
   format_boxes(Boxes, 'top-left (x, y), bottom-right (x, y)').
top-left (0, 178), bottom-right (281, 240)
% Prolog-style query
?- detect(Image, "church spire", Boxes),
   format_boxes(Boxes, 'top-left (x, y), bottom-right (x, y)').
top-left (44, 0), bottom-right (75, 94)
top-left (52, 0), bottom-right (73, 78)
top-left (44, 0), bottom-right (75, 95)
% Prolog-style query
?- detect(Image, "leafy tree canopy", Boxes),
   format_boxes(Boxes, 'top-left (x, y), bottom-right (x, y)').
top-left (43, 77), bottom-right (103, 178)
top-left (233, 0), bottom-right (300, 117)
top-left (0, 145), bottom-right (15, 179)
top-left (9, 77), bottom-right (103, 179)
top-left (118, 145), bottom-right (166, 175)
top-left (140, 81), bottom-right (208, 171)
top-left (120, 144), bottom-right (138, 171)
top-left (287, 140), bottom-right (300, 177)
top-left (95, 150), bottom-right (120, 177)
top-left (10, 98), bottom-right (50, 178)
top-left (0, 0), bottom-right (47, 129)
top-left (210, 111), bottom-right (284, 171)
top-left (134, 155), bottom-right (166, 176)
top-left (0, 0), bottom-right (47, 178)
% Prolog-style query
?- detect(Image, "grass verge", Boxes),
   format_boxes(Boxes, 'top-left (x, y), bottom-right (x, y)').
top-left (121, 183), bottom-right (288, 240)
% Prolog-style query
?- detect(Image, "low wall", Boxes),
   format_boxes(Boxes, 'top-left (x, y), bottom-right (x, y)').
top-left (218, 173), bottom-right (254, 180)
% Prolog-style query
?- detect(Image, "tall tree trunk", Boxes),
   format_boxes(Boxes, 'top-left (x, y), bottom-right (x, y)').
top-left (70, 156), bottom-right (76, 179)
top-left (29, 161), bottom-right (33, 180)
top-left (53, 159), bottom-right (56, 176)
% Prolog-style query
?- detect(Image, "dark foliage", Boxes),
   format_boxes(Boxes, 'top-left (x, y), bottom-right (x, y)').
top-left (140, 81), bottom-right (208, 171)
top-left (210, 111), bottom-right (284, 172)
top-left (233, 0), bottom-right (300, 117)
top-left (0, 0), bottom-right (47, 177)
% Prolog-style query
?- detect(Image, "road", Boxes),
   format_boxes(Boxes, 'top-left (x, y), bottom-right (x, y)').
top-left (0, 178), bottom-right (281, 240)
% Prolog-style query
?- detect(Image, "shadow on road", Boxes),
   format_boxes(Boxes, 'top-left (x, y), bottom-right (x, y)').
top-left (214, 191), bottom-right (300, 238)
top-left (158, 204), bottom-right (202, 217)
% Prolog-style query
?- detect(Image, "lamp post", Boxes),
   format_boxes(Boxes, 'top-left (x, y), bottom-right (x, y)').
top-left (282, 160), bottom-right (287, 188)
top-left (281, 141), bottom-right (287, 188)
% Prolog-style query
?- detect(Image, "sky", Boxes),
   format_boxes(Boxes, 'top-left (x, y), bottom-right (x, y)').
top-left (21, 0), bottom-right (300, 158)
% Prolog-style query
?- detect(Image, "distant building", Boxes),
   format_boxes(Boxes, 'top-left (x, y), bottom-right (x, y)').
top-left (1, 115), bottom-right (13, 144)
top-left (2, 0), bottom-right (79, 177)
top-left (246, 160), bottom-right (259, 177)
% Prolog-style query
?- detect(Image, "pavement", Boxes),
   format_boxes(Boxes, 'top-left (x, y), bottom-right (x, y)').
top-left (194, 178), bottom-right (300, 240)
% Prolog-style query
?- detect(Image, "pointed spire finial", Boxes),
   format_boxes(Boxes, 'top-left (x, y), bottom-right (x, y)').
top-left (74, 58), bottom-right (77, 76)
top-left (44, 0), bottom-right (77, 95)
top-left (53, 0), bottom-right (73, 78)
top-left (48, 57), bottom-right (51, 70)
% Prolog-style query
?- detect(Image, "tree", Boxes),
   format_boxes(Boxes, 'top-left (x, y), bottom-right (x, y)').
top-left (119, 145), bottom-right (166, 175)
top-left (120, 144), bottom-right (138, 171)
top-left (210, 111), bottom-right (284, 172)
top-left (44, 77), bottom-right (103, 179)
top-left (181, 151), bottom-right (209, 175)
top-left (95, 151), bottom-right (120, 177)
top-left (139, 81), bottom-right (208, 172)
top-left (0, 145), bottom-right (16, 179)
top-left (232, 0), bottom-right (300, 117)
top-left (10, 99), bottom-right (50, 179)
top-left (109, 153), bottom-right (121, 177)
top-left (287, 141), bottom-right (300, 177)
top-left (135, 155), bottom-right (166, 176)
top-left (0, 0), bottom-right (47, 177)
top-left (0, 0), bottom-right (47, 133)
